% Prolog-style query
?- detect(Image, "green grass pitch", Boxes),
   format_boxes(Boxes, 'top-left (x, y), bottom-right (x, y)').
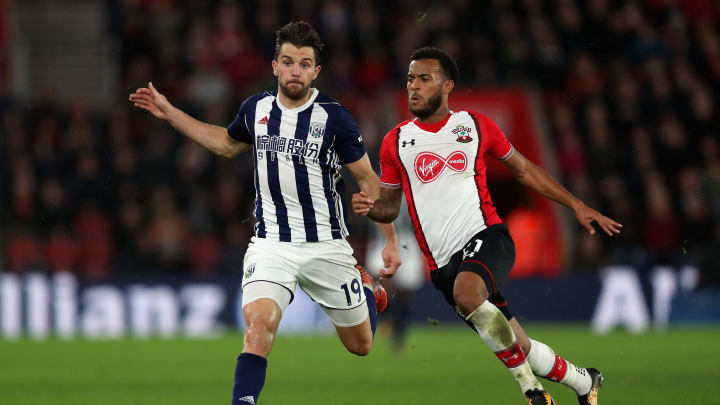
top-left (1, 324), bottom-right (718, 404)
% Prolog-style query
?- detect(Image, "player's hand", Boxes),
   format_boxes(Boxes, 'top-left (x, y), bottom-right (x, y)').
top-left (379, 241), bottom-right (401, 280)
top-left (352, 191), bottom-right (374, 216)
top-left (128, 82), bottom-right (171, 120)
top-left (575, 202), bottom-right (622, 236)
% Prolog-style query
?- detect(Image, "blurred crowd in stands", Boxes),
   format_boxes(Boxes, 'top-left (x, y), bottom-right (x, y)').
top-left (2, 0), bottom-right (719, 285)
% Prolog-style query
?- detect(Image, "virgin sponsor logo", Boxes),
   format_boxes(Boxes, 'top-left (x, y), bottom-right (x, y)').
top-left (413, 151), bottom-right (467, 183)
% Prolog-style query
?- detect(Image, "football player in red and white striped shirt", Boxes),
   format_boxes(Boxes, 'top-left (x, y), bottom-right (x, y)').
top-left (353, 47), bottom-right (621, 405)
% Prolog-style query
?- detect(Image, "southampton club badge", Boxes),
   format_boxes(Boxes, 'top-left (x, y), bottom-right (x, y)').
top-left (244, 263), bottom-right (255, 279)
top-left (453, 125), bottom-right (473, 143)
top-left (309, 122), bottom-right (326, 139)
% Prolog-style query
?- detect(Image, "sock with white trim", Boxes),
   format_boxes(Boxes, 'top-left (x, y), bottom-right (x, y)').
top-left (526, 338), bottom-right (592, 395)
top-left (466, 301), bottom-right (543, 393)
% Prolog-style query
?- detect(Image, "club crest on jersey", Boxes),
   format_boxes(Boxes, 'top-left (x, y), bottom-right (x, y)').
top-left (452, 125), bottom-right (473, 143)
top-left (414, 151), bottom-right (467, 183)
top-left (244, 263), bottom-right (255, 279)
top-left (309, 122), bottom-right (326, 139)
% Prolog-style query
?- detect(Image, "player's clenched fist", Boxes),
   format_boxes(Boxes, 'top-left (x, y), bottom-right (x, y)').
top-left (352, 191), bottom-right (374, 216)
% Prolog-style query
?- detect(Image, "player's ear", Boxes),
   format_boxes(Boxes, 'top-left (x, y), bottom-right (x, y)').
top-left (313, 65), bottom-right (321, 80)
top-left (443, 79), bottom-right (455, 95)
top-left (272, 60), bottom-right (279, 77)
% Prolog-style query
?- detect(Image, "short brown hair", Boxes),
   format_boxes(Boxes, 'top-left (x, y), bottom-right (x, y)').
top-left (274, 21), bottom-right (324, 64)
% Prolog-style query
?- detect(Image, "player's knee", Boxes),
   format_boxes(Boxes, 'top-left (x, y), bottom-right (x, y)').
top-left (243, 320), bottom-right (275, 354)
top-left (453, 289), bottom-right (486, 318)
top-left (453, 273), bottom-right (490, 317)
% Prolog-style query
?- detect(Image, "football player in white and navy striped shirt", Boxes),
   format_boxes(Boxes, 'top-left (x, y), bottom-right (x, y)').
top-left (130, 21), bottom-right (400, 405)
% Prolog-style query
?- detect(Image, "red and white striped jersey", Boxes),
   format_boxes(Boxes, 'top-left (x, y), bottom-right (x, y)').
top-left (379, 110), bottom-right (515, 270)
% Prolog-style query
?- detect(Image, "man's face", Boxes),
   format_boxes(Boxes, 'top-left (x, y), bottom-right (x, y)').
top-left (407, 59), bottom-right (448, 118)
top-left (273, 43), bottom-right (321, 101)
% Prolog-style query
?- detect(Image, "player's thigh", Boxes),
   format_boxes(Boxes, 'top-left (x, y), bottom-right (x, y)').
top-left (429, 224), bottom-right (515, 311)
top-left (457, 223), bottom-right (516, 297)
top-left (297, 239), bottom-right (366, 312)
top-left (322, 302), bottom-right (369, 328)
top-left (429, 249), bottom-right (463, 308)
top-left (242, 281), bottom-right (293, 315)
top-left (241, 237), bottom-right (298, 310)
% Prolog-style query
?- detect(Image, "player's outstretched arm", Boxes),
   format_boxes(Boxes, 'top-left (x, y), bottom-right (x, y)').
top-left (129, 82), bottom-right (250, 158)
top-left (502, 151), bottom-right (622, 236)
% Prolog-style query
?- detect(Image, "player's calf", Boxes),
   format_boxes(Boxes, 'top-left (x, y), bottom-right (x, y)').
top-left (334, 320), bottom-right (373, 356)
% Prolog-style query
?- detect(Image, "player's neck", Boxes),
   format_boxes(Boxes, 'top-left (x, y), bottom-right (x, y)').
top-left (415, 107), bottom-right (451, 125)
top-left (277, 88), bottom-right (314, 109)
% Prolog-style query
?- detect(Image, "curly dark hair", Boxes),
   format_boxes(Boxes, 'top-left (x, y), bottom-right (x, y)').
top-left (410, 47), bottom-right (459, 83)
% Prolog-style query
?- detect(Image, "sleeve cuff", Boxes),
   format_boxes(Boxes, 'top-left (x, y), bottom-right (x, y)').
top-left (499, 146), bottom-right (515, 161)
top-left (381, 182), bottom-right (402, 189)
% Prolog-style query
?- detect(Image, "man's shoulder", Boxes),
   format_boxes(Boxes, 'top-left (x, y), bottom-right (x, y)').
top-left (313, 92), bottom-right (348, 115)
top-left (313, 91), bottom-right (341, 106)
top-left (384, 119), bottom-right (414, 137)
top-left (312, 92), bottom-right (358, 129)
top-left (458, 110), bottom-right (493, 124)
top-left (239, 91), bottom-right (274, 110)
top-left (244, 90), bottom-right (275, 104)
top-left (376, 120), bottom-right (414, 151)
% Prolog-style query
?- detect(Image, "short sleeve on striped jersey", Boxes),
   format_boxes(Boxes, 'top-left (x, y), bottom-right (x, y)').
top-left (333, 107), bottom-right (366, 164)
top-left (379, 130), bottom-right (402, 188)
top-left (480, 113), bottom-right (514, 161)
top-left (227, 98), bottom-right (254, 144)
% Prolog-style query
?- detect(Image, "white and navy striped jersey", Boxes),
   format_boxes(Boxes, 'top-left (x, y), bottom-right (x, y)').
top-left (227, 89), bottom-right (366, 242)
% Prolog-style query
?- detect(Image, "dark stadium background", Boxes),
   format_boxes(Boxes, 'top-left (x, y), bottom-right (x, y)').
top-left (3, 1), bottom-right (720, 404)
top-left (2, 0), bottom-right (719, 334)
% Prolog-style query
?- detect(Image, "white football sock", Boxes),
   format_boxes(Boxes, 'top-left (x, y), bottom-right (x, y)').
top-left (526, 338), bottom-right (592, 395)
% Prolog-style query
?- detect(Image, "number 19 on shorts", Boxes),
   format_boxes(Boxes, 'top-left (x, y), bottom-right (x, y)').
top-left (340, 279), bottom-right (362, 306)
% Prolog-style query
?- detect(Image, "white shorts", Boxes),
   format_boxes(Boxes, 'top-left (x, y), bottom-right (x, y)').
top-left (241, 237), bottom-right (369, 327)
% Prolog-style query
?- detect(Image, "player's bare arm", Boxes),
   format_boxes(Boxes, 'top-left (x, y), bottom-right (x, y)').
top-left (502, 150), bottom-right (622, 236)
top-left (354, 187), bottom-right (402, 225)
top-left (129, 82), bottom-right (251, 158)
top-left (346, 155), bottom-right (402, 277)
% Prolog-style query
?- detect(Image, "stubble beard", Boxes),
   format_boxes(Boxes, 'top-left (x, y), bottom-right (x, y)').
top-left (409, 91), bottom-right (443, 119)
top-left (280, 81), bottom-right (311, 101)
